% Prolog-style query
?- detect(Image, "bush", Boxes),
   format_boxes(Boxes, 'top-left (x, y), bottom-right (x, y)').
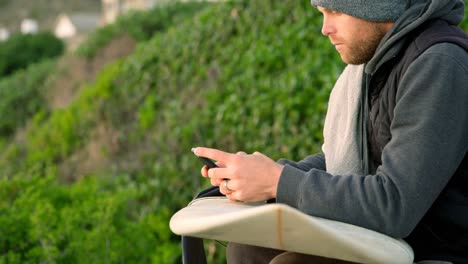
top-left (0, 172), bottom-right (180, 263)
top-left (23, 62), bottom-right (123, 167)
top-left (0, 59), bottom-right (55, 137)
top-left (76, 1), bottom-right (210, 58)
top-left (0, 32), bottom-right (64, 78)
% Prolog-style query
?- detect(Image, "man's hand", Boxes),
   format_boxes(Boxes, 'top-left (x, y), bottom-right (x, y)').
top-left (192, 147), bottom-right (284, 202)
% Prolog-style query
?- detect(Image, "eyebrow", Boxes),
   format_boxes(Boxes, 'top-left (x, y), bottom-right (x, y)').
top-left (313, 5), bottom-right (329, 13)
top-left (316, 6), bottom-right (341, 15)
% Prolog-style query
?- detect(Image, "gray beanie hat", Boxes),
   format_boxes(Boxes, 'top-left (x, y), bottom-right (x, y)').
top-left (310, 0), bottom-right (409, 22)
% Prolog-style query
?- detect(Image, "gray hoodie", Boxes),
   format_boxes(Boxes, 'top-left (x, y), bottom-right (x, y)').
top-left (276, 0), bottom-right (467, 261)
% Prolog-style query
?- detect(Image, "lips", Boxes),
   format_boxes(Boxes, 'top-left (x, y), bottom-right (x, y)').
top-left (330, 38), bottom-right (344, 51)
top-left (333, 43), bottom-right (343, 51)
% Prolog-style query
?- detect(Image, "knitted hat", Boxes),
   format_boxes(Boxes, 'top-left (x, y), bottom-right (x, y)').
top-left (310, 0), bottom-right (409, 22)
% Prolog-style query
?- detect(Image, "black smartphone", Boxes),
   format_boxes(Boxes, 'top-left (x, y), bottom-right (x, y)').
top-left (195, 155), bottom-right (229, 181)
top-left (196, 156), bottom-right (218, 169)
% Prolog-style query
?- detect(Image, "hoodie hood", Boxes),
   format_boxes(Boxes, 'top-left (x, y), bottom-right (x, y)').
top-left (365, 0), bottom-right (465, 74)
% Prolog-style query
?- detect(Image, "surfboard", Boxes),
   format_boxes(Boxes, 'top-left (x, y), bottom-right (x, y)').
top-left (170, 197), bottom-right (414, 264)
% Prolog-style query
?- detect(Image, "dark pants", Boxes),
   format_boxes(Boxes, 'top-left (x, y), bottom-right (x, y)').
top-left (226, 243), bottom-right (453, 264)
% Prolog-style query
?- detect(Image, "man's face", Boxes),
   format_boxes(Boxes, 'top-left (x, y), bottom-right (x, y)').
top-left (317, 7), bottom-right (394, 65)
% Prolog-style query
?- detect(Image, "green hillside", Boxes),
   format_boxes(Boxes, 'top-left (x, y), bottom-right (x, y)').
top-left (0, 0), bottom-right (466, 263)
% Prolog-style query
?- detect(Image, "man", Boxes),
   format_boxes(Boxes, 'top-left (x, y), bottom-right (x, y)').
top-left (193, 0), bottom-right (467, 262)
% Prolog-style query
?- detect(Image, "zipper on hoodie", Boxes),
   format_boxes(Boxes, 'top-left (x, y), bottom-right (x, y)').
top-left (360, 71), bottom-right (370, 175)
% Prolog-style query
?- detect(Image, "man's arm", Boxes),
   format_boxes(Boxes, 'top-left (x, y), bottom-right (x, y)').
top-left (276, 43), bottom-right (468, 238)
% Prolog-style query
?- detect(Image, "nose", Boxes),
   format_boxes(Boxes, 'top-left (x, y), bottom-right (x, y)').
top-left (321, 16), bottom-right (335, 36)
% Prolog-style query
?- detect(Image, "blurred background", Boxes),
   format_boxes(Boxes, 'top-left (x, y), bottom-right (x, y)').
top-left (0, 0), bottom-right (466, 263)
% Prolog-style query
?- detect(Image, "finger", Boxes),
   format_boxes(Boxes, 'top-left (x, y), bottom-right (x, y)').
top-left (214, 178), bottom-right (224, 185)
top-left (210, 177), bottom-right (218, 186)
top-left (218, 180), bottom-right (229, 195)
top-left (220, 188), bottom-right (232, 196)
top-left (207, 167), bottom-right (231, 180)
top-left (221, 180), bottom-right (234, 195)
top-left (218, 183), bottom-right (227, 195)
top-left (192, 147), bottom-right (235, 164)
top-left (225, 192), bottom-right (238, 201)
top-left (201, 165), bottom-right (209, 177)
top-left (223, 179), bottom-right (238, 191)
top-left (236, 151), bottom-right (247, 155)
top-left (223, 179), bottom-right (233, 192)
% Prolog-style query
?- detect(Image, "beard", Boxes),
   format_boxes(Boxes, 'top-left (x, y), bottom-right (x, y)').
top-left (337, 24), bottom-right (388, 65)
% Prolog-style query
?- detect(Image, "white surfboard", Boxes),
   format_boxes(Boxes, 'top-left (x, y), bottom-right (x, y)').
top-left (170, 197), bottom-right (414, 264)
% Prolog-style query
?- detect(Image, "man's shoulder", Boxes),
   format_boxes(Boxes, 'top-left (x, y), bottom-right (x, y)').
top-left (395, 20), bottom-right (468, 75)
top-left (413, 20), bottom-right (468, 54)
top-left (422, 42), bottom-right (468, 63)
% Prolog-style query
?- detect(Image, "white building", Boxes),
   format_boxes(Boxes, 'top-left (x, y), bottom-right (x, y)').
top-left (21, 19), bottom-right (39, 34)
top-left (54, 13), bottom-right (101, 50)
top-left (100, 0), bottom-right (224, 25)
top-left (0, 27), bottom-right (9, 41)
top-left (101, 0), bottom-right (158, 24)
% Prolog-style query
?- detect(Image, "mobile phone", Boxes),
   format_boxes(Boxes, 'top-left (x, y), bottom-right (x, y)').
top-left (195, 155), bottom-right (229, 181)
top-left (196, 155), bottom-right (218, 169)
top-left (191, 148), bottom-right (218, 168)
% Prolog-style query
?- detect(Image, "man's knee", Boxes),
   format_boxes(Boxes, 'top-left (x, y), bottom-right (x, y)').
top-left (226, 243), bottom-right (285, 264)
top-left (227, 243), bottom-right (359, 264)
top-left (270, 252), bottom-right (358, 264)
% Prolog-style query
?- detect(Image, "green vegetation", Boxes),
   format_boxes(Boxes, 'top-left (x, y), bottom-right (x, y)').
top-left (76, 1), bottom-right (210, 58)
top-left (0, 173), bottom-right (178, 263)
top-left (461, 14), bottom-right (468, 32)
top-left (0, 32), bottom-right (64, 78)
top-left (0, 1), bottom-right (466, 263)
top-left (0, 59), bottom-right (55, 137)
